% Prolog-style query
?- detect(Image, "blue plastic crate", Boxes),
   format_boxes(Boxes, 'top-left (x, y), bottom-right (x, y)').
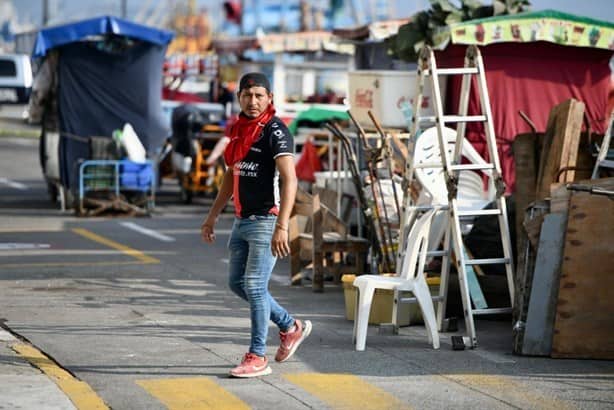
top-left (120, 160), bottom-right (154, 191)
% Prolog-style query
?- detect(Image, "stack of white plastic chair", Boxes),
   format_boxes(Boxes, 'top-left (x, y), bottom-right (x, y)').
top-left (352, 208), bottom-right (441, 351)
top-left (413, 126), bottom-right (495, 248)
top-left (119, 123), bottom-right (147, 163)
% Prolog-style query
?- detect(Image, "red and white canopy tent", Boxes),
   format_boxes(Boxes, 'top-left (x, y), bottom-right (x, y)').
top-left (430, 10), bottom-right (613, 193)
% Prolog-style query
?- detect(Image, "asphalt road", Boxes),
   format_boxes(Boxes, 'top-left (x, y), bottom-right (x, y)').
top-left (1, 131), bottom-right (613, 409)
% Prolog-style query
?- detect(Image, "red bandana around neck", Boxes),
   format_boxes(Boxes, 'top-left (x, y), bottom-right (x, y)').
top-left (224, 104), bottom-right (276, 166)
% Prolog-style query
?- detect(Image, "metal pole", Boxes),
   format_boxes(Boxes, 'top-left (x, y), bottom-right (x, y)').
top-left (121, 0), bottom-right (127, 19)
top-left (239, 0), bottom-right (245, 36)
top-left (42, 0), bottom-right (49, 26)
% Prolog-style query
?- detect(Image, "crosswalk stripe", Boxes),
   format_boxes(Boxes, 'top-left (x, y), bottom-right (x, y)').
top-left (119, 221), bottom-right (176, 242)
top-left (136, 378), bottom-right (249, 410)
top-left (0, 177), bottom-right (28, 190)
top-left (283, 373), bottom-right (412, 410)
top-left (445, 374), bottom-right (574, 410)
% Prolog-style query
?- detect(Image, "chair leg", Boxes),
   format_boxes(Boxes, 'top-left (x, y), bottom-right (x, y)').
top-left (354, 283), bottom-right (375, 351)
top-left (290, 248), bottom-right (303, 286)
top-left (313, 248), bottom-right (324, 292)
top-left (356, 251), bottom-right (366, 275)
top-left (413, 280), bottom-right (440, 349)
top-left (352, 287), bottom-right (359, 345)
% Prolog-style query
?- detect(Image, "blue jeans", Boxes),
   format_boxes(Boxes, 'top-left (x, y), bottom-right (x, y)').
top-left (228, 215), bottom-right (294, 356)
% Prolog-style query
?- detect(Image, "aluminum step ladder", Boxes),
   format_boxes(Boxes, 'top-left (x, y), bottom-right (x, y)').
top-left (398, 45), bottom-right (515, 348)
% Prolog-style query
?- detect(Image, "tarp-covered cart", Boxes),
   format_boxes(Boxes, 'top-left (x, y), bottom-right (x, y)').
top-left (168, 103), bottom-right (227, 204)
top-left (28, 16), bottom-right (174, 214)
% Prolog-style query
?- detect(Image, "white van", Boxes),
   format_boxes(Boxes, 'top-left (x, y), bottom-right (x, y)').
top-left (0, 53), bottom-right (33, 105)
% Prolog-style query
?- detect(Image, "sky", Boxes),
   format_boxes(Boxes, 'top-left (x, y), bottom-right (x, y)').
top-left (4, 0), bottom-right (614, 33)
top-left (529, 0), bottom-right (613, 21)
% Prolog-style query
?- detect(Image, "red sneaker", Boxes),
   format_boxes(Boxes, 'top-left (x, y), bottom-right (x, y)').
top-left (275, 319), bottom-right (312, 363)
top-left (229, 353), bottom-right (272, 378)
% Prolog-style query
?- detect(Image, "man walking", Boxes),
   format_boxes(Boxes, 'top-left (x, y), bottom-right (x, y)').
top-left (201, 72), bottom-right (312, 378)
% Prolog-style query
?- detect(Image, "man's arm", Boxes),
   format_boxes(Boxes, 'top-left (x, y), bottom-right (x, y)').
top-left (271, 155), bottom-right (297, 258)
top-left (201, 167), bottom-right (234, 243)
top-left (205, 136), bottom-right (230, 165)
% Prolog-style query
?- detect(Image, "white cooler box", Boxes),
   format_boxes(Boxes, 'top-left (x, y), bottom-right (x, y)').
top-left (348, 70), bottom-right (447, 129)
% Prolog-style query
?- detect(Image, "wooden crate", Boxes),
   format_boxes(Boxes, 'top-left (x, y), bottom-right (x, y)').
top-left (551, 178), bottom-right (614, 359)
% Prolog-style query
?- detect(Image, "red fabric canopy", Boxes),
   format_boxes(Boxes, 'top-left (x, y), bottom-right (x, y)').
top-left (162, 87), bottom-right (205, 103)
top-left (436, 42), bottom-right (613, 193)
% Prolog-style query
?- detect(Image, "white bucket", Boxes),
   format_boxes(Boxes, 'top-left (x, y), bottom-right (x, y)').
top-left (171, 152), bottom-right (192, 174)
top-left (120, 123), bottom-right (146, 163)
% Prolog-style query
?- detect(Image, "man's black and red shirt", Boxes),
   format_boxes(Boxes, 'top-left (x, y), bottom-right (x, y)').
top-left (232, 117), bottom-right (294, 218)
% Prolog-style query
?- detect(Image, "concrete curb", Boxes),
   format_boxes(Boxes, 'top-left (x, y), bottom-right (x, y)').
top-left (0, 326), bottom-right (107, 409)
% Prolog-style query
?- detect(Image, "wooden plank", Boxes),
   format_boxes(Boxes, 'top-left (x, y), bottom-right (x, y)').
top-left (312, 193), bottom-right (325, 292)
top-left (522, 213), bottom-right (566, 356)
top-left (536, 99), bottom-right (585, 200)
top-left (463, 246), bottom-right (488, 309)
top-left (535, 104), bottom-right (561, 200)
top-left (551, 178), bottom-right (614, 359)
top-left (557, 101), bottom-right (584, 182)
top-left (576, 131), bottom-right (598, 182)
top-left (512, 132), bottom-right (538, 257)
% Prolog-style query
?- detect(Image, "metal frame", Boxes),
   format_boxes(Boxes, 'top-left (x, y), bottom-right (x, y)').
top-left (78, 159), bottom-right (156, 214)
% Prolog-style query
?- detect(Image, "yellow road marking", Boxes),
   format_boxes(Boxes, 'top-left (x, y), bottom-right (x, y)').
top-left (12, 343), bottom-right (108, 410)
top-left (72, 228), bottom-right (159, 264)
top-left (445, 374), bottom-right (574, 410)
top-left (284, 373), bottom-right (411, 410)
top-left (136, 378), bottom-right (249, 410)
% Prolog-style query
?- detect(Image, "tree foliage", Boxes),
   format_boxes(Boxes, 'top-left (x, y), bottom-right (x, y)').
top-left (386, 0), bottom-right (531, 62)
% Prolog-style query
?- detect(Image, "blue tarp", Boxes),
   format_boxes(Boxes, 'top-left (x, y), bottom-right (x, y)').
top-left (32, 16), bottom-right (174, 190)
top-left (32, 15), bottom-right (174, 58)
top-left (57, 40), bottom-right (169, 190)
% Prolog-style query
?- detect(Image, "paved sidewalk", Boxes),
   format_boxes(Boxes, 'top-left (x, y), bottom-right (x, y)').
top-left (0, 327), bottom-right (76, 409)
top-left (0, 105), bottom-right (39, 138)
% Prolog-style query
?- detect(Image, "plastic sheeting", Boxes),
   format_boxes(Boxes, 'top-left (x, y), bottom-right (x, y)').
top-left (437, 42), bottom-right (613, 193)
top-left (32, 15), bottom-right (174, 58)
top-left (57, 41), bottom-right (168, 189)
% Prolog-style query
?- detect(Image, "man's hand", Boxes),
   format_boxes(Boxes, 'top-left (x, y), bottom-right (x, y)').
top-left (201, 222), bottom-right (216, 243)
top-left (271, 226), bottom-right (290, 258)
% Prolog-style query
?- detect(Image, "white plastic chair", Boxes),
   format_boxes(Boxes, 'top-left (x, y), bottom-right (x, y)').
top-left (352, 208), bottom-right (440, 351)
top-left (414, 126), bottom-right (494, 206)
top-left (413, 126), bottom-right (495, 250)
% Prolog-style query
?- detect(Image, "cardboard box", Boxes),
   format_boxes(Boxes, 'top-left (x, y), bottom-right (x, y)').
top-left (342, 274), bottom-right (440, 326)
top-left (348, 70), bottom-right (447, 129)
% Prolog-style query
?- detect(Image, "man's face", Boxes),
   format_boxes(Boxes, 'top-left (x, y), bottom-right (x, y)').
top-left (238, 86), bottom-right (272, 118)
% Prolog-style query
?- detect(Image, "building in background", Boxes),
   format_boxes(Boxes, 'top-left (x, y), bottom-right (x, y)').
top-left (0, 0), bottom-right (35, 52)
top-left (5, 0), bottom-right (423, 117)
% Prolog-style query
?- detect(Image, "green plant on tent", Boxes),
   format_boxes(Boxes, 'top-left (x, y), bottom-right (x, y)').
top-left (386, 0), bottom-right (531, 62)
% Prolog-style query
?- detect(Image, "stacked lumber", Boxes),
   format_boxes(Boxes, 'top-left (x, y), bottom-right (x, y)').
top-left (512, 99), bottom-right (614, 359)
